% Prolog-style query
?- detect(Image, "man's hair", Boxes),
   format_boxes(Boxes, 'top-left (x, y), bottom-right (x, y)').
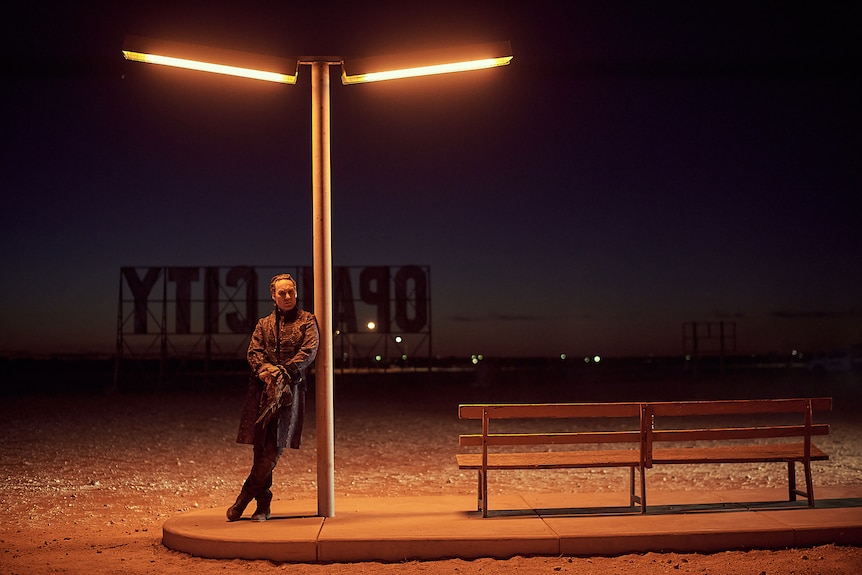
top-left (269, 273), bottom-right (296, 293)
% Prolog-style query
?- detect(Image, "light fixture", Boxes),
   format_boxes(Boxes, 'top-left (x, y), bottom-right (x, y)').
top-left (122, 35), bottom-right (299, 84)
top-left (341, 41), bottom-right (513, 84)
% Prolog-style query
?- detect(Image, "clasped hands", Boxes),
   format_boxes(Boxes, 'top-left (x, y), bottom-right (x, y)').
top-left (257, 364), bottom-right (284, 386)
top-left (258, 363), bottom-right (298, 404)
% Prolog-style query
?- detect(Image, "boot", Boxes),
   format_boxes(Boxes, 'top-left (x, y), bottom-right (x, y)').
top-left (251, 489), bottom-right (272, 522)
top-left (226, 486), bottom-right (255, 522)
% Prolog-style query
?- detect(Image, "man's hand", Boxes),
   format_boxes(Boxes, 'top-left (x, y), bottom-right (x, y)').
top-left (283, 363), bottom-right (302, 384)
top-left (257, 364), bottom-right (281, 385)
top-left (255, 364), bottom-right (294, 427)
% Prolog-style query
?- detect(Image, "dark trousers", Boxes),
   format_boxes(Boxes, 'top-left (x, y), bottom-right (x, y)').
top-left (244, 420), bottom-right (283, 498)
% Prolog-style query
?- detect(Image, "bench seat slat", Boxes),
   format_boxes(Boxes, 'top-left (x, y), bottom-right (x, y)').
top-left (651, 443), bottom-right (829, 465)
top-left (459, 431), bottom-right (643, 447)
top-left (652, 424), bottom-right (830, 442)
top-left (456, 449), bottom-right (641, 470)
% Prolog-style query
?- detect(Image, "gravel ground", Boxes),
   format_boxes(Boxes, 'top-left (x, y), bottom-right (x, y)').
top-left (2, 363), bottom-right (861, 574)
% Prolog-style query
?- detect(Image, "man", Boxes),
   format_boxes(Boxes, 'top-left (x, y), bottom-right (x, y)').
top-left (227, 273), bottom-right (319, 522)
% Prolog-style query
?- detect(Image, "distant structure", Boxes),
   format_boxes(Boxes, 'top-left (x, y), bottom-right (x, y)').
top-left (682, 321), bottom-right (736, 374)
top-left (115, 265), bottom-right (431, 388)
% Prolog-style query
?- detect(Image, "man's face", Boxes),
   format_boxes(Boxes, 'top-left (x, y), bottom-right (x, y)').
top-left (272, 279), bottom-right (297, 312)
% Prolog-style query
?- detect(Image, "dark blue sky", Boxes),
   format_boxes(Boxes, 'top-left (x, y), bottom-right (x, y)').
top-left (1, 1), bottom-right (859, 359)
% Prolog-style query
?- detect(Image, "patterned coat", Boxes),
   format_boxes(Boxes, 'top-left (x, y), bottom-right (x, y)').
top-left (236, 307), bottom-right (319, 449)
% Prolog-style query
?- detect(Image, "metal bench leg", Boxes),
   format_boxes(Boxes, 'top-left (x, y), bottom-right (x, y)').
top-left (787, 461), bottom-right (797, 501)
top-left (803, 461), bottom-right (815, 507)
top-left (480, 469), bottom-right (488, 518)
top-left (788, 460), bottom-right (815, 507)
top-left (640, 466), bottom-right (647, 513)
top-left (628, 467), bottom-right (647, 513)
top-left (477, 470), bottom-right (487, 516)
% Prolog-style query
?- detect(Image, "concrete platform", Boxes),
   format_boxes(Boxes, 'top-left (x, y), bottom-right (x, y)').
top-left (162, 487), bottom-right (862, 563)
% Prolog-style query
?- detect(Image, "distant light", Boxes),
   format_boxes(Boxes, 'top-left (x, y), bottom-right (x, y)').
top-left (584, 356), bottom-right (590, 363)
top-left (593, 355), bottom-right (602, 364)
top-left (401, 354), bottom-right (408, 361)
top-left (366, 321), bottom-right (376, 331)
top-left (395, 336), bottom-right (403, 343)
top-left (374, 355), bottom-right (382, 362)
top-left (560, 353), bottom-right (567, 360)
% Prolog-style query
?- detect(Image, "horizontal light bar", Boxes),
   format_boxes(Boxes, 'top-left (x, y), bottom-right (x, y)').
top-left (342, 41), bottom-right (513, 85)
top-left (122, 35), bottom-right (299, 84)
top-left (343, 57), bottom-right (512, 85)
top-left (123, 51), bottom-right (297, 84)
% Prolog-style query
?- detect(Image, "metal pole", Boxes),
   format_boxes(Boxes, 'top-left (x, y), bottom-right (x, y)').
top-left (113, 269), bottom-right (123, 393)
top-left (310, 60), bottom-right (335, 517)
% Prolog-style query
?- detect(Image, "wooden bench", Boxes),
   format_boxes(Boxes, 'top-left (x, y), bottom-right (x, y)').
top-left (457, 403), bottom-right (648, 517)
top-left (457, 398), bottom-right (831, 517)
top-left (644, 398), bottom-right (831, 508)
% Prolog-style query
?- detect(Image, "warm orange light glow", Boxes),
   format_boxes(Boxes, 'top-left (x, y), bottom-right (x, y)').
top-left (341, 41), bottom-right (513, 85)
top-left (122, 36), bottom-right (299, 84)
top-left (123, 50), bottom-right (298, 84)
top-left (342, 56), bottom-right (512, 84)
top-left (122, 37), bottom-right (512, 87)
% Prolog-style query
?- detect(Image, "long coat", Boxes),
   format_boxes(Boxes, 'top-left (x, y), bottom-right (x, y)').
top-left (236, 307), bottom-right (319, 449)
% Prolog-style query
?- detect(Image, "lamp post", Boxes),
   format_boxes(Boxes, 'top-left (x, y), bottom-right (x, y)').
top-left (122, 37), bottom-right (512, 517)
top-left (309, 59), bottom-right (336, 515)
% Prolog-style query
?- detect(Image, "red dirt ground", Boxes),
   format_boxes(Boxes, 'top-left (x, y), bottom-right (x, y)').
top-left (2, 363), bottom-right (861, 574)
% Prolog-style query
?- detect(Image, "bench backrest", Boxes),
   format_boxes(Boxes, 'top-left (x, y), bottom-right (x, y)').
top-left (458, 398), bottom-right (831, 466)
top-left (459, 402), bottom-right (646, 450)
top-left (643, 398), bottom-right (831, 465)
top-left (459, 403), bottom-right (643, 420)
top-left (646, 397), bottom-right (832, 418)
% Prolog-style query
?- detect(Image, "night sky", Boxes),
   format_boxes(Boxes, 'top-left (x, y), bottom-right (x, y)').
top-left (1, 1), bottom-right (859, 360)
